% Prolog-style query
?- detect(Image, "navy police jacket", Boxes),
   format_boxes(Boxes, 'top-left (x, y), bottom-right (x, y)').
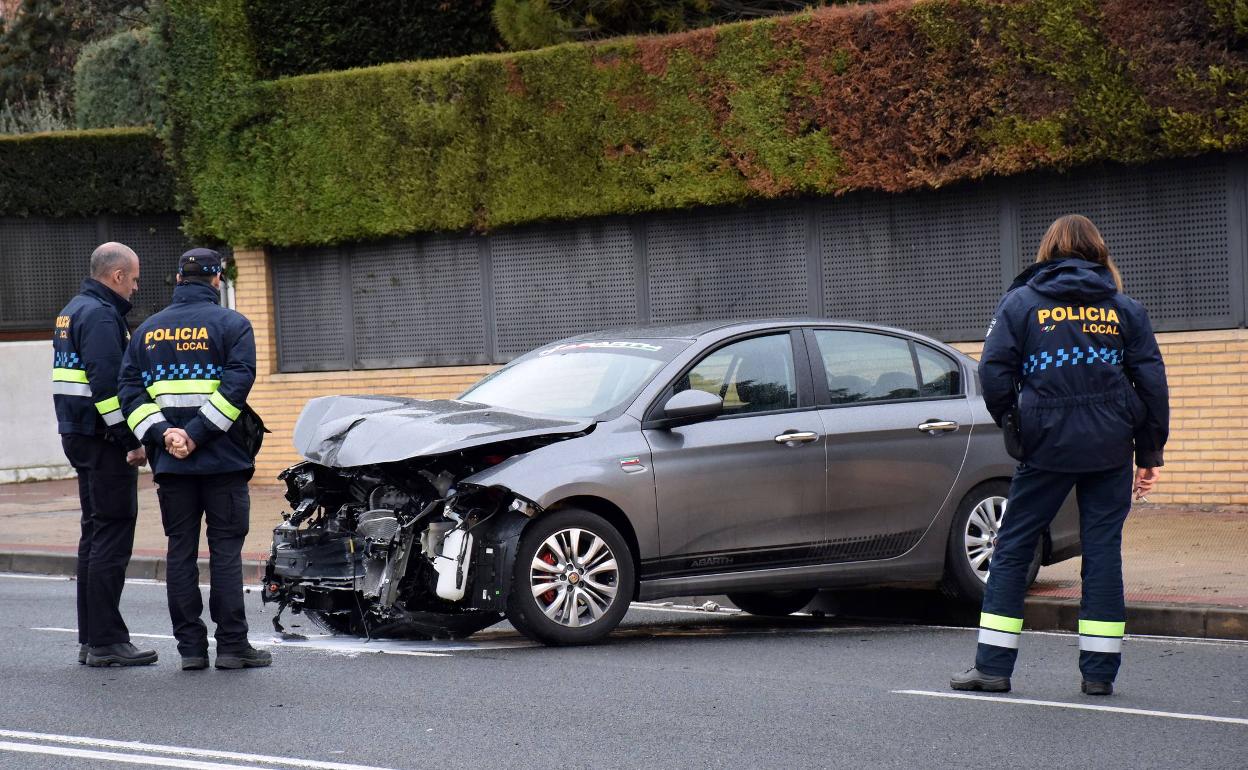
top-left (118, 282), bottom-right (257, 476)
top-left (52, 279), bottom-right (141, 450)
top-left (979, 258), bottom-right (1169, 471)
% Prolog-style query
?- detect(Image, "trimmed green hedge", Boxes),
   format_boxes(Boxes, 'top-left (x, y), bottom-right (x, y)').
top-left (0, 128), bottom-right (175, 216)
top-left (244, 0), bottom-right (500, 78)
top-left (74, 27), bottom-right (165, 130)
top-left (165, 0), bottom-right (1248, 246)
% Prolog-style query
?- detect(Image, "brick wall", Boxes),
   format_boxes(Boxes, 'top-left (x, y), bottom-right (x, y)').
top-left (235, 249), bottom-right (1246, 506)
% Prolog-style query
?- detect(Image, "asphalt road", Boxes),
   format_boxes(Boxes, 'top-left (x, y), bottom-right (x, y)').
top-left (0, 573), bottom-right (1245, 770)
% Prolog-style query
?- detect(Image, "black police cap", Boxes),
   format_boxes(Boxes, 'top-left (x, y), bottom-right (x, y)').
top-left (178, 248), bottom-right (223, 277)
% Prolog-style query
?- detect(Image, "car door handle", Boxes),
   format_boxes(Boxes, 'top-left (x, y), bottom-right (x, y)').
top-left (774, 431), bottom-right (820, 444)
top-left (918, 420), bottom-right (959, 434)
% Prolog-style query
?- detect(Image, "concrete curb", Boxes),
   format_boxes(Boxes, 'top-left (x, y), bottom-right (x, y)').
top-left (1023, 595), bottom-right (1248, 641)
top-left (1, 550), bottom-right (268, 585)
top-left (4, 549), bottom-right (1246, 641)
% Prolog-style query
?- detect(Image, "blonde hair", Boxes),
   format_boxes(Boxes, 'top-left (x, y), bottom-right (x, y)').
top-left (1035, 214), bottom-right (1123, 292)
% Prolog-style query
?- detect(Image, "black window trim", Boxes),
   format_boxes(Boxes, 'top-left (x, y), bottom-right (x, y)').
top-left (642, 328), bottom-right (816, 428)
top-left (802, 327), bottom-right (968, 410)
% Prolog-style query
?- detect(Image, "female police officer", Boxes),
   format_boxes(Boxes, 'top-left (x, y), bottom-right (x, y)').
top-left (951, 214), bottom-right (1169, 696)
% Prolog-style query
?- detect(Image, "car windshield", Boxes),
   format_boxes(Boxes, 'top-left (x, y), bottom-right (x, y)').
top-left (461, 339), bottom-right (688, 419)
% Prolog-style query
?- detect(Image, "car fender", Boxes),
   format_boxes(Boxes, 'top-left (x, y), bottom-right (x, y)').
top-left (460, 416), bottom-right (659, 558)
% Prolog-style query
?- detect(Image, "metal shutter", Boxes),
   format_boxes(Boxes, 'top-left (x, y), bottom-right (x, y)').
top-left (648, 204), bottom-right (808, 324)
top-left (271, 247), bottom-right (350, 372)
top-left (821, 183), bottom-right (1002, 341)
top-left (491, 220), bottom-right (638, 359)
top-left (351, 235), bottom-right (488, 368)
top-left (1018, 158), bottom-right (1234, 331)
top-left (0, 216), bottom-right (99, 329)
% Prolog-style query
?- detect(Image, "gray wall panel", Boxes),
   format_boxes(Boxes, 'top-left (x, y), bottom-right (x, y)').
top-left (0, 217), bottom-right (98, 328)
top-left (821, 184), bottom-right (1002, 341)
top-left (492, 220), bottom-right (638, 358)
top-left (271, 248), bottom-right (348, 372)
top-left (1018, 158), bottom-right (1233, 331)
top-left (351, 236), bottom-right (487, 368)
top-left (648, 204), bottom-right (808, 324)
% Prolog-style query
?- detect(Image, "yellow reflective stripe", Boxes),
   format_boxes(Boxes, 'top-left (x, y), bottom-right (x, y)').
top-left (126, 403), bottom-right (162, 431)
top-left (52, 368), bottom-right (89, 384)
top-left (208, 390), bottom-right (241, 420)
top-left (146, 379), bottom-right (220, 397)
top-left (980, 613), bottom-right (1024, 634)
top-left (94, 396), bottom-right (121, 415)
top-left (1079, 619), bottom-right (1126, 638)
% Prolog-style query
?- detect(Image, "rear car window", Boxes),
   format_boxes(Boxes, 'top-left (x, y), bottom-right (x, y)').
top-left (813, 330), bottom-right (918, 404)
top-left (916, 344), bottom-right (961, 397)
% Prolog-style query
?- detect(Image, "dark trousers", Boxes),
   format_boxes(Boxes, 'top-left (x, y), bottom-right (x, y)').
top-left (976, 462), bottom-right (1133, 682)
top-left (61, 434), bottom-right (139, 647)
top-left (155, 471), bottom-right (252, 656)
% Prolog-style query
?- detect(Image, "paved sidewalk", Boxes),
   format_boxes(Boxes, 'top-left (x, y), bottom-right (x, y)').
top-left (2, 477), bottom-right (1246, 638)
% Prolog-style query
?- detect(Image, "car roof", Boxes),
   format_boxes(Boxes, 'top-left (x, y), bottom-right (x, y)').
top-left (568, 318), bottom-right (924, 341)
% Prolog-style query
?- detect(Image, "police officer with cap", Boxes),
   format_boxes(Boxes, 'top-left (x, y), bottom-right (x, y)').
top-left (119, 248), bottom-right (272, 670)
top-left (54, 242), bottom-right (159, 667)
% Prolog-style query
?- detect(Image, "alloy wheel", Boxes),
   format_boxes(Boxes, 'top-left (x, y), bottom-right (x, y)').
top-left (530, 528), bottom-right (620, 627)
top-left (964, 495), bottom-right (1007, 584)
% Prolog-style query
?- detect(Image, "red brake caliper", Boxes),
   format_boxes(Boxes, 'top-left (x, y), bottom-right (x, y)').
top-left (540, 550), bottom-right (558, 603)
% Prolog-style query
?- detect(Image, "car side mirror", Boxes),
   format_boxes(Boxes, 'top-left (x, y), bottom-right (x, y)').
top-left (660, 389), bottom-right (723, 428)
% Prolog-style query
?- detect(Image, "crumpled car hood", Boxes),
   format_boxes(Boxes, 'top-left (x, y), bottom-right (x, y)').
top-left (292, 395), bottom-right (594, 468)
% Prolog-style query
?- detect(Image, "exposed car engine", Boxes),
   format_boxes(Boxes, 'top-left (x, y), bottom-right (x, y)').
top-left (261, 445), bottom-right (544, 640)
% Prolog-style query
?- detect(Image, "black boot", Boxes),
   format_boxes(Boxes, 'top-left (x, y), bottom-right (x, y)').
top-left (1081, 680), bottom-right (1113, 696)
top-left (950, 668), bottom-right (1011, 693)
top-left (86, 642), bottom-right (158, 667)
top-left (78, 644), bottom-right (88, 665)
top-left (215, 645), bottom-right (272, 670)
top-left (181, 651), bottom-right (209, 671)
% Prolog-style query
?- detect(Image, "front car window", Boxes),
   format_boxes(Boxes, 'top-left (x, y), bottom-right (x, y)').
top-left (814, 330), bottom-right (919, 404)
top-left (675, 334), bottom-right (797, 415)
top-left (461, 339), bottom-right (688, 419)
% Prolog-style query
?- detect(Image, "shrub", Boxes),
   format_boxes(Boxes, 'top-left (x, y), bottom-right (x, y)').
top-left (0, 128), bottom-right (174, 216)
top-left (163, 0), bottom-right (1248, 247)
top-left (74, 26), bottom-right (164, 129)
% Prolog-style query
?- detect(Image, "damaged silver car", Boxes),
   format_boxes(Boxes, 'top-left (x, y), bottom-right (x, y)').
top-left (262, 320), bottom-right (1079, 645)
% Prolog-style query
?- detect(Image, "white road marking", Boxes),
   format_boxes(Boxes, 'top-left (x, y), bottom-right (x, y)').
top-left (0, 572), bottom-right (264, 590)
top-left (0, 729), bottom-right (401, 769)
top-left (0, 742), bottom-right (268, 770)
top-left (893, 690), bottom-right (1248, 726)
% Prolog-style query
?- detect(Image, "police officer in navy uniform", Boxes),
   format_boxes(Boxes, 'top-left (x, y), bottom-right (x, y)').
top-left (54, 242), bottom-right (159, 667)
top-left (118, 248), bottom-right (272, 671)
top-left (951, 214), bottom-right (1169, 696)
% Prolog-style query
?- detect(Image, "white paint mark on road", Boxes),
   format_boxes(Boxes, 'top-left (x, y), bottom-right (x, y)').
top-left (30, 626), bottom-right (542, 656)
top-left (894, 690), bottom-right (1248, 726)
top-left (0, 729), bottom-right (402, 769)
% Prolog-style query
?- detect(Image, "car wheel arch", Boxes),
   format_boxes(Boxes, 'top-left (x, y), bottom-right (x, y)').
top-left (542, 495), bottom-right (643, 594)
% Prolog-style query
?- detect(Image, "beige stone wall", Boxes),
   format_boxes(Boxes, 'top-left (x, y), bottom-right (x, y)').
top-left (235, 248), bottom-right (1246, 506)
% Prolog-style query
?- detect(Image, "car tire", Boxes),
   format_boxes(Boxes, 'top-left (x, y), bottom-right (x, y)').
top-left (726, 590), bottom-right (816, 617)
top-left (941, 481), bottom-right (1042, 604)
top-left (305, 607), bottom-right (362, 636)
top-left (506, 508), bottom-right (635, 646)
